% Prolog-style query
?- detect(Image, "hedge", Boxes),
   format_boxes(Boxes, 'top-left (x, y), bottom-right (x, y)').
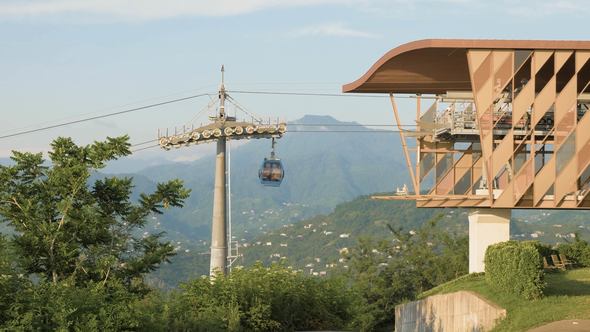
top-left (557, 238), bottom-right (590, 267)
top-left (484, 241), bottom-right (545, 300)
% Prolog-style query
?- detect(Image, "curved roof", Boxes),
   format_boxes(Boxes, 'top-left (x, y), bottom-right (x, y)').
top-left (342, 39), bottom-right (590, 94)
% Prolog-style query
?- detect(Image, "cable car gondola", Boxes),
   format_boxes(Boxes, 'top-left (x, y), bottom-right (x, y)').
top-left (258, 138), bottom-right (284, 187)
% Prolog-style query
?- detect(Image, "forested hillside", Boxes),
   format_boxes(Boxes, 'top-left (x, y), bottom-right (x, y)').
top-left (124, 115), bottom-right (408, 239)
top-left (241, 197), bottom-right (467, 271)
top-left (0, 136), bottom-right (468, 331)
top-left (150, 196), bottom-right (590, 287)
top-left (149, 196), bottom-right (467, 287)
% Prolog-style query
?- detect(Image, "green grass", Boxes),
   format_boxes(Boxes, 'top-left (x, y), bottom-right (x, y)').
top-left (419, 268), bottom-right (590, 332)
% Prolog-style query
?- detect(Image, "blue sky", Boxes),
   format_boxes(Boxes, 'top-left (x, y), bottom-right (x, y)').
top-left (0, 0), bottom-right (588, 161)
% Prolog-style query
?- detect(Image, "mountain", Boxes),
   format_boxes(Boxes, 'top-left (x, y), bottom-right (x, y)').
top-left (7, 115), bottom-right (590, 289)
top-left (130, 115), bottom-right (409, 240)
top-left (148, 196), bottom-right (466, 287)
top-left (240, 196), bottom-right (467, 271)
top-left (243, 203), bottom-right (590, 274)
top-left (148, 194), bottom-right (590, 288)
top-left (0, 115), bottom-right (410, 245)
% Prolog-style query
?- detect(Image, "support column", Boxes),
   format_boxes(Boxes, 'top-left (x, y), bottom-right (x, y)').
top-left (468, 208), bottom-right (511, 273)
top-left (210, 138), bottom-right (227, 276)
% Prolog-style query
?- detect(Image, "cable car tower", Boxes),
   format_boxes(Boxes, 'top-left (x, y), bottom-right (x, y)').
top-left (158, 66), bottom-right (286, 277)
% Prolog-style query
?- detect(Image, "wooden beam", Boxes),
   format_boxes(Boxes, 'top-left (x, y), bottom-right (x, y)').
top-left (390, 94), bottom-right (419, 194)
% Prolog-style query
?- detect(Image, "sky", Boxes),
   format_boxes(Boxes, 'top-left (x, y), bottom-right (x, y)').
top-left (0, 0), bottom-right (588, 162)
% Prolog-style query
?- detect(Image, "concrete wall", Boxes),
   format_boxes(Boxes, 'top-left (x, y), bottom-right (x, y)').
top-left (395, 291), bottom-right (506, 332)
top-left (468, 208), bottom-right (511, 273)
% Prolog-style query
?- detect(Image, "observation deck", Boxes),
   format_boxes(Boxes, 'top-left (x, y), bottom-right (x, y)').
top-left (344, 39), bottom-right (590, 210)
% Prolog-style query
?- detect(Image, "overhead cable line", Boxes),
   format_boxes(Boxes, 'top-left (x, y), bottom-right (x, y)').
top-left (131, 129), bottom-right (406, 152)
top-left (0, 93), bottom-right (213, 141)
top-left (130, 139), bottom-right (158, 147)
top-left (131, 144), bottom-right (160, 153)
top-left (3, 86), bottom-right (217, 135)
top-left (186, 96), bottom-right (218, 127)
top-left (130, 130), bottom-right (408, 153)
top-left (227, 90), bottom-right (434, 99)
top-left (226, 95), bottom-right (266, 124)
top-left (292, 123), bottom-right (417, 127)
top-left (286, 130), bottom-right (403, 133)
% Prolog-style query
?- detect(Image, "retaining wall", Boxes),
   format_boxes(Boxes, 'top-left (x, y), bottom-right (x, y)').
top-left (395, 290), bottom-right (506, 332)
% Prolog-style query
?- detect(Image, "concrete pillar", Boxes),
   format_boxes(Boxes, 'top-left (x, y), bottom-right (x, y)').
top-left (468, 209), bottom-right (511, 273)
top-left (210, 138), bottom-right (227, 276)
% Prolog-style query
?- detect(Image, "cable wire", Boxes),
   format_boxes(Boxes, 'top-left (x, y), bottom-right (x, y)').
top-left (2, 86), bottom-right (217, 135)
top-left (291, 123), bottom-right (417, 127)
top-left (226, 95), bottom-right (265, 124)
top-left (0, 93), bottom-right (213, 141)
top-left (227, 90), bottom-right (433, 99)
top-left (286, 130), bottom-right (403, 133)
top-left (131, 139), bottom-right (158, 147)
top-left (130, 129), bottom-right (421, 153)
top-left (186, 96), bottom-right (218, 127)
top-left (131, 144), bottom-right (160, 153)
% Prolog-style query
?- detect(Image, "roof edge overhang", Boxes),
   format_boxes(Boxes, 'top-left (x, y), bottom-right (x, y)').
top-left (343, 38), bottom-right (590, 94)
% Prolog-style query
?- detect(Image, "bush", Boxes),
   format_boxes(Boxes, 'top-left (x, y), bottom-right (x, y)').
top-left (557, 238), bottom-right (590, 267)
top-left (2, 279), bottom-right (144, 331)
top-left (484, 241), bottom-right (545, 300)
top-left (346, 217), bottom-right (468, 331)
top-left (162, 263), bottom-right (355, 331)
top-left (535, 242), bottom-right (558, 259)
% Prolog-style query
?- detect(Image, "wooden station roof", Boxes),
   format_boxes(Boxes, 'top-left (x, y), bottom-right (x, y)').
top-left (342, 39), bottom-right (590, 95)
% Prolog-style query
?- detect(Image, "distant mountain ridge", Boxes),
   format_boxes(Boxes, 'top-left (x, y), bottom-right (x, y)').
top-left (0, 116), bottom-right (410, 241)
top-left (132, 114), bottom-right (409, 239)
top-left (149, 195), bottom-right (590, 287)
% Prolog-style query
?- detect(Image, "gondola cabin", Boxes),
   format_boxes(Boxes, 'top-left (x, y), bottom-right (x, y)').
top-left (258, 158), bottom-right (284, 187)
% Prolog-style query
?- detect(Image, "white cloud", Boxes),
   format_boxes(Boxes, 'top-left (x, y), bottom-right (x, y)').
top-left (0, 0), bottom-right (351, 21)
top-left (171, 154), bottom-right (204, 163)
top-left (293, 22), bottom-right (379, 39)
top-left (506, 0), bottom-right (589, 17)
top-left (0, 0), bottom-right (583, 22)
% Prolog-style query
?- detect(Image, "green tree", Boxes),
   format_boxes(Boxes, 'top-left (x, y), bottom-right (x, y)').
top-left (0, 234), bottom-right (27, 324)
top-left (345, 215), bottom-right (468, 331)
top-left (557, 236), bottom-right (590, 267)
top-left (0, 135), bottom-right (190, 290)
top-left (161, 263), bottom-right (355, 331)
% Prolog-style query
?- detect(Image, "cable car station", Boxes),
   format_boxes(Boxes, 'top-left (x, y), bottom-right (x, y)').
top-left (344, 39), bottom-right (590, 272)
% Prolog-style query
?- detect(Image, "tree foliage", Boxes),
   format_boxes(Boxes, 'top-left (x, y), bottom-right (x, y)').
top-left (344, 215), bottom-right (468, 331)
top-left (485, 241), bottom-right (545, 300)
top-left (136, 263), bottom-right (355, 331)
top-left (557, 236), bottom-right (590, 267)
top-left (0, 135), bottom-right (473, 331)
top-left (0, 136), bottom-right (190, 289)
top-left (0, 136), bottom-right (190, 329)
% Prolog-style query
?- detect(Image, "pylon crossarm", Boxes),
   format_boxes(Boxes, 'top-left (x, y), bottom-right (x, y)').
top-left (158, 121), bottom-right (286, 149)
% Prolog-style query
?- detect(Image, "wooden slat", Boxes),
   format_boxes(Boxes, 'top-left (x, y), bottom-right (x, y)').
top-left (468, 50), bottom-right (492, 74)
top-left (576, 51), bottom-right (590, 72)
top-left (534, 51), bottom-right (554, 74)
top-left (491, 132), bottom-right (514, 178)
top-left (555, 51), bottom-right (573, 72)
top-left (513, 80), bottom-right (534, 124)
top-left (554, 78), bottom-right (577, 127)
top-left (533, 158), bottom-right (555, 206)
top-left (554, 157), bottom-right (577, 206)
top-left (532, 77), bottom-right (556, 127)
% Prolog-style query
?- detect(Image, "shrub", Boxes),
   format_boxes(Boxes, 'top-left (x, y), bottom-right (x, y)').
top-left (484, 241), bottom-right (545, 300)
top-left (2, 279), bottom-right (144, 331)
top-left (346, 217), bottom-right (468, 331)
top-left (557, 238), bottom-right (590, 267)
top-left (163, 263), bottom-right (355, 331)
top-left (535, 242), bottom-right (558, 259)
